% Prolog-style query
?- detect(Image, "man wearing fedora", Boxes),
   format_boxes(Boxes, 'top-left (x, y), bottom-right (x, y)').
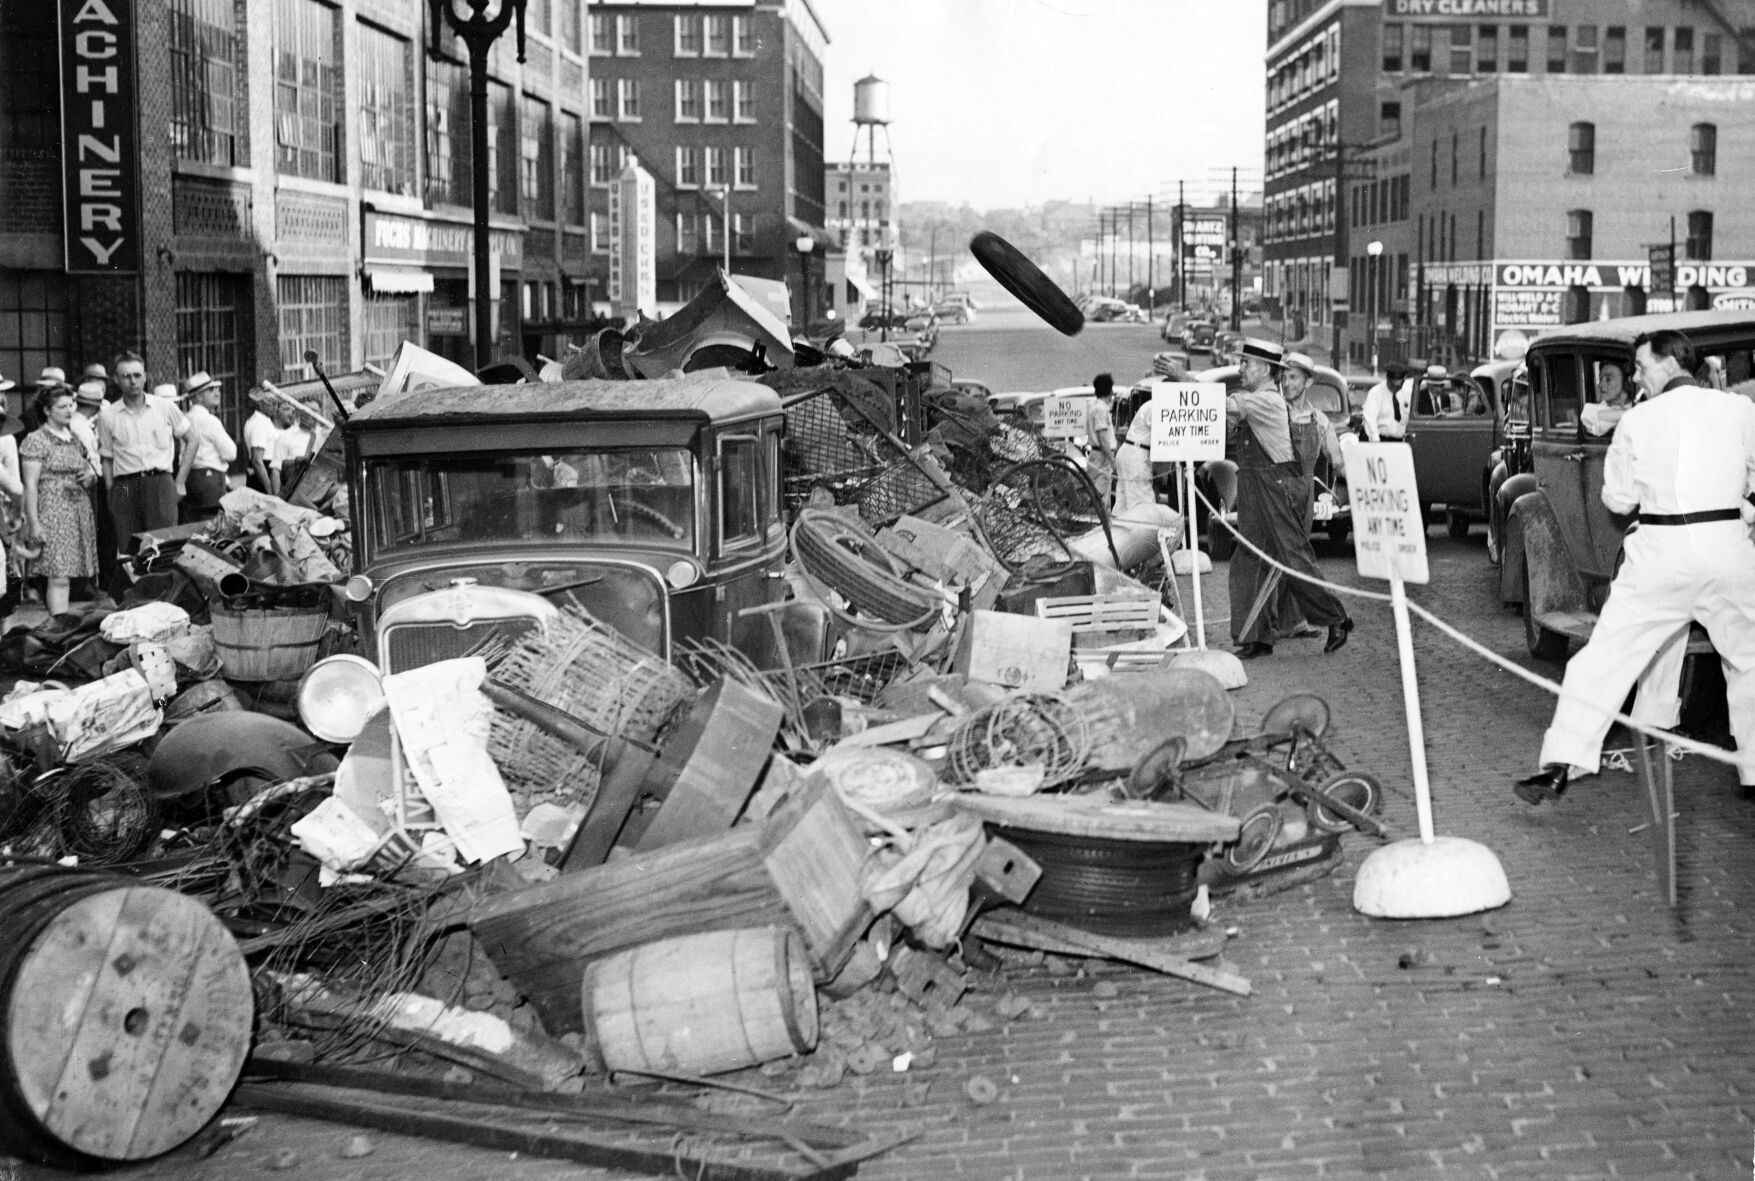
top-left (176, 371), bottom-right (237, 523)
top-left (1225, 338), bottom-right (1355, 659)
top-left (71, 379), bottom-right (117, 600)
top-left (98, 351), bottom-right (189, 585)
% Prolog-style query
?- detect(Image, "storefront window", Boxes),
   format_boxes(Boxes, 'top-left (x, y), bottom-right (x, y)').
top-left (168, 0), bottom-right (242, 166)
top-left (0, 271), bottom-right (72, 407)
top-left (176, 272), bottom-right (253, 445)
top-left (359, 24), bottom-right (415, 196)
top-left (277, 275), bottom-right (349, 382)
top-left (274, 0), bottom-right (341, 181)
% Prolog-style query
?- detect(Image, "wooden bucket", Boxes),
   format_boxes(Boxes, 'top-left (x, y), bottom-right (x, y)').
top-left (0, 865), bottom-right (253, 1167)
top-left (581, 927), bottom-right (817, 1077)
top-left (209, 601), bottom-right (330, 682)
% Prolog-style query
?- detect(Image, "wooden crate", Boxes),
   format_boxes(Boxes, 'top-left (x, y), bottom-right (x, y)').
top-left (1035, 592), bottom-right (1160, 634)
top-left (470, 776), bottom-right (871, 1036)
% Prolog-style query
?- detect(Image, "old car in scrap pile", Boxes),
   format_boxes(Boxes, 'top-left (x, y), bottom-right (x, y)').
top-left (1499, 308), bottom-right (1755, 663)
top-left (331, 375), bottom-right (796, 678)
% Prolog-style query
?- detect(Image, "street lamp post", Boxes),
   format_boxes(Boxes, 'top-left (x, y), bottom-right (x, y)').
top-left (428, 0), bottom-right (528, 374)
top-left (874, 248), bottom-right (893, 343)
top-left (1366, 240), bottom-right (1384, 375)
top-left (794, 233), bottom-right (815, 326)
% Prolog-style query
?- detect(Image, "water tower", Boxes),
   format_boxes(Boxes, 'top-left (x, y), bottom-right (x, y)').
top-left (849, 74), bottom-right (893, 170)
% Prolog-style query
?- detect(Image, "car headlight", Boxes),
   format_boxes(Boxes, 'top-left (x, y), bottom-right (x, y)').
top-left (298, 655), bottom-right (386, 743)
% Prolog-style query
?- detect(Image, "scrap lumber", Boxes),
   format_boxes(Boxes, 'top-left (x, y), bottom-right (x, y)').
top-left (972, 909), bottom-right (1252, 996)
top-left (633, 678), bottom-right (785, 851)
top-left (949, 792), bottom-right (1241, 843)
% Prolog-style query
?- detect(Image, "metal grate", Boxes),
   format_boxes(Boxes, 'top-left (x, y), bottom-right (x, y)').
top-left (382, 615), bottom-right (545, 676)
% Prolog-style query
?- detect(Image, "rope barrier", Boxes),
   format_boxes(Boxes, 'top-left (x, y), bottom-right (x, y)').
top-left (1186, 482), bottom-right (1755, 781)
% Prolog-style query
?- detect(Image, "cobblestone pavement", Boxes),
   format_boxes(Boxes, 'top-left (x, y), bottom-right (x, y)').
top-left (24, 533), bottom-right (1755, 1181)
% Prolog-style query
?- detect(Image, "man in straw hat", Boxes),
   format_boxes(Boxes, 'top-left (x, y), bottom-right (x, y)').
top-left (176, 371), bottom-right (237, 522)
top-left (1225, 339), bottom-right (1355, 659)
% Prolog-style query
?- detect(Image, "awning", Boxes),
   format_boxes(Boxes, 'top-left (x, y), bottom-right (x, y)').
top-left (365, 267), bottom-right (435, 294)
top-left (848, 273), bottom-right (878, 300)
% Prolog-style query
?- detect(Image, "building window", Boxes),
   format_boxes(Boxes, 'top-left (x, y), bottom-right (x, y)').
top-left (1477, 24), bottom-right (1498, 72)
top-left (358, 23), bottom-right (414, 196)
top-left (276, 275), bottom-right (348, 382)
top-left (1568, 122), bottom-right (1595, 174)
top-left (175, 272), bottom-right (252, 442)
top-left (1690, 123), bottom-right (1716, 175)
top-left (526, 0), bottom-right (549, 40)
top-left (590, 210), bottom-right (609, 252)
top-left (363, 295), bottom-right (416, 370)
top-left (1572, 25), bottom-right (1598, 73)
top-left (589, 12), bottom-right (611, 55)
top-left (591, 78), bottom-right (612, 120)
top-left (617, 14), bottom-right (638, 54)
top-left (674, 14), bottom-right (701, 56)
top-left (733, 213), bottom-right (753, 254)
top-left (561, 0), bottom-right (581, 55)
top-left (1479, 126), bottom-right (1488, 178)
top-left (1448, 25), bottom-right (1472, 74)
top-left (735, 145), bottom-right (755, 189)
top-left (274, 0), bottom-right (340, 182)
top-left (1685, 211), bottom-right (1713, 261)
top-left (1383, 23), bottom-right (1403, 72)
top-left (734, 79), bottom-right (755, 122)
top-left (1410, 25), bottom-right (1432, 71)
top-left (1645, 26), bottom-right (1665, 73)
top-left (706, 79), bottom-right (729, 122)
top-left (677, 146), bottom-right (700, 188)
top-left (0, 270), bottom-right (73, 400)
top-left (618, 78), bottom-right (640, 120)
top-left (704, 13), bottom-right (729, 56)
top-left (1507, 26), bottom-right (1529, 73)
top-left (1450, 131), bottom-right (1458, 185)
top-left (425, 56), bottom-right (468, 204)
top-left (676, 211), bottom-right (698, 255)
top-left (1604, 26), bottom-right (1626, 74)
top-left (521, 97), bottom-right (553, 220)
top-left (1546, 25), bottom-right (1567, 73)
top-left (590, 141), bottom-right (622, 185)
top-left (1565, 210), bottom-right (1592, 260)
top-left (1430, 138), bottom-right (1438, 190)
top-left (488, 81), bottom-right (516, 214)
top-left (1702, 33), bottom-right (1721, 74)
top-left (676, 79), bottom-right (702, 121)
top-left (168, 0), bottom-right (242, 166)
top-left (705, 146), bottom-right (727, 188)
top-left (733, 14), bottom-right (756, 56)
top-left (1673, 28), bottom-right (1693, 74)
top-left (562, 112), bottom-right (584, 224)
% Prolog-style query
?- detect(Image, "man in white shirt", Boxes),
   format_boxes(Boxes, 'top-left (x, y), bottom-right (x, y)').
top-left (1082, 374), bottom-right (1119, 508)
top-left (268, 405), bottom-right (317, 499)
top-left (1517, 329), bottom-right (1755, 802)
top-left (243, 392), bottom-right (285, 494)
top-left (1359, 362), bottom-right (1413, 442)
top-left (99, 351), bottom-right (189, 574)
top-left (176, 372), bottom-right (238, 522)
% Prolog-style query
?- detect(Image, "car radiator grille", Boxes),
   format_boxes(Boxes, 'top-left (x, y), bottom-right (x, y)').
top-left (382, 616), bottom-right (547, 675)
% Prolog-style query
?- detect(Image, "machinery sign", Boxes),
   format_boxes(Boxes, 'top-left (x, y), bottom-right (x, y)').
top-left (1147, 382), bottom-right (1226, 463)
top-left (1342, 440), bottom-right (1428, 584)
top-left (58, 0), bottom-right (140, 273)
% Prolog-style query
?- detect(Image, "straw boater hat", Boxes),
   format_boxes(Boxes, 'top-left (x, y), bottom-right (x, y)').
top-left (1283, 352), bottom-right (1316, 375)
top-left (0, 371), bottom-right (13, 394)
top-left (75, 380), bottom-right (107, 408)
top-left (1424, 364), bottom-right (1448, 381)
top-left (152, 383), bottom-right (182, 404)
top-left (182, 371), bottom-right (220, 400)
top-left (1237, 339), bottom-right (1287, 368)
top-left (36, 366), bottom-right (66, 388)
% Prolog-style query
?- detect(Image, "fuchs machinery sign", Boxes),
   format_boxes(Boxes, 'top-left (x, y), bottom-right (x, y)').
top-left (58, 0), bottom-right (140, 274)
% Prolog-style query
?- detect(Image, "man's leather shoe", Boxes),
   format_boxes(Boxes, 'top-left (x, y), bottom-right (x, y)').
top-left (1323, 617), bottom-right (1355, 654)
top-left (1513, 765), bottom-right (1569, 805)
top-left (1235, 642), bottom-right (1274, 660)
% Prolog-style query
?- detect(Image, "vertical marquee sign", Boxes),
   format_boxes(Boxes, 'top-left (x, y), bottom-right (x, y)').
top-left (58, 0), bottom-right (140, 274)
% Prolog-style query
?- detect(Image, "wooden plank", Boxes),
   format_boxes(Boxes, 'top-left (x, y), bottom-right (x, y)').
top-left (824, 712), bottom-right (944, 750)
top-left (972, 909), bottom-right (1226, 962)
top-left (1036, 593), bottom-right (1159, 633)
top-left (950, 793), bottom-right (1240, 843)
top-left (971, 910), bottom-right (1251, 996)
top-left (634, 679), bottom-right (785, 852)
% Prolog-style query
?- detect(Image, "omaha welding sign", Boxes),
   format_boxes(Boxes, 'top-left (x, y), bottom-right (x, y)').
top-left (58, 0), bottom-right (140, 274)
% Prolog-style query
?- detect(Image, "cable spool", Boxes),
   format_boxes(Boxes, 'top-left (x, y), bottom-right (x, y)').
top-left (994, 824), bottom-right (1205, 937)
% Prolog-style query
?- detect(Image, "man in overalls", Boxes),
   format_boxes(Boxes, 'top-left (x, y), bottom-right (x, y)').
top-left (1227, 340), bottom-right (1355, 660)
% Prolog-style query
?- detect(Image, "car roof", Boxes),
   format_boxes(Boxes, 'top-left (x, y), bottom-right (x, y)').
top-left (349, 375), bottom-right (781, 430)
top-left (1524, 309), bottom-right (1755, 353)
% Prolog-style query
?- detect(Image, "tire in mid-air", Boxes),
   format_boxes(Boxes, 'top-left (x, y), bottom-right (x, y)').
top-left (970, 231), bottom-right (1084, 337)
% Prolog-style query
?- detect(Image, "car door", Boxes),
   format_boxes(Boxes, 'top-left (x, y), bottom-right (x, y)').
top-left (1405, 378), bottom-right (1488, 511)
top-left (1526, 350), bottom-right (1600, 576)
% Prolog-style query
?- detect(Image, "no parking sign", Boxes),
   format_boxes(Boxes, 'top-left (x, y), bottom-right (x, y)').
top-left (1341, 439), bottom-right (1428, 584)
top-left (1146, 382), bottom-right (1226, 462)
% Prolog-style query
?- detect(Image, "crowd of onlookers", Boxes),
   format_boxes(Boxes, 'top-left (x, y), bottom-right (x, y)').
top-left (0, 357), bottom-right (328, 624)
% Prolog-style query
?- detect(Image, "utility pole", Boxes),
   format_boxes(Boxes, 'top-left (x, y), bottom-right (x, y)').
top-left (928, 223), bottom-right (938, 304)
top-left (1331, 144), bottom-right (1349, 369)
top-left (1229, 167), bottom-right (1242, 333)
top-left (1127, 202), bottom-right (1136, 299)
top-left (1109, 208), bottom-right (1118, 296)
top-left (1177, 180), bottom-right (1187, 313)
top-left (1096, 210), bottom-right (1106, 294)
top-left (1146, 195), bottom-right (1154, 312)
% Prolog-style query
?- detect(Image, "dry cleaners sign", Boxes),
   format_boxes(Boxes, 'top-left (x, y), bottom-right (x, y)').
top-left (58, 0), bottom-right (140, 274)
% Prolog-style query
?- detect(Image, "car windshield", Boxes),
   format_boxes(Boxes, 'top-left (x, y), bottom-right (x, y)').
top-left (1305, 381), bottom-right (1345, 418)
top-left (365, 445), bottom-right (696, 555)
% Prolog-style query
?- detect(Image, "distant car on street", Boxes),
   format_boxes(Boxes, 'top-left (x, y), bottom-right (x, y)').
top-left (931, 301), bottom-right (974, 324)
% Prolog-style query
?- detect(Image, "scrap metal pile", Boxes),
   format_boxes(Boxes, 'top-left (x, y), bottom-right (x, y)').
top-left (0, 327), bottom-right (1388, 1177)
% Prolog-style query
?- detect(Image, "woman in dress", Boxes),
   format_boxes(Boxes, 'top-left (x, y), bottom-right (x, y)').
top-left (20, 385), bottom-right (99, 617)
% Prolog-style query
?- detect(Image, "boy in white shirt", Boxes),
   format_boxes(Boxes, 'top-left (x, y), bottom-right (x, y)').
top-left (244, 392), bottom-right (285, 494)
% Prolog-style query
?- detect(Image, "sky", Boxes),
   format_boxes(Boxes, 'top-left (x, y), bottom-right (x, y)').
top-left (810, 0), bottom-right (1268, 212)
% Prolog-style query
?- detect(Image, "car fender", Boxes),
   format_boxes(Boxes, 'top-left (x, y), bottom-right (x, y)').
top-left (1505, 489), bottom-right (1589, 620)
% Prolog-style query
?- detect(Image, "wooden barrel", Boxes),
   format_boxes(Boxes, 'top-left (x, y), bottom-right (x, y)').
top-left (581, 927), bottom-right (817, 1077)
top-left (209, 602), bottom-right (330, 682)
top-left (0, 865), bottom-right (253, 1167)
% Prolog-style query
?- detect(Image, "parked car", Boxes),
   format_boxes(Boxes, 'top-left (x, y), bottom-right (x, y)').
top-left (1210, 330), bottom-right (1244, 364)
top-left (1152, 349), bottom-right (1192, 377)
top-left (1182, 319), bottom-right (1217, 354)
top-left (1402, 365), bottom-right (1500, 539)
top-left (1500, 308), bottom-right (1755, 661)
top-left (1161, 312), bottom-right (1187, 343)
top-left (931, 301), bottom-right (975, 325)
top-left (857, 308), bottom-right (911, 331)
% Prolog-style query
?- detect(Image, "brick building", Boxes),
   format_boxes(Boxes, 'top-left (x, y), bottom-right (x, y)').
top-left (0, 0), bottom-right (593, 440)
top-left (1262, 0), bottom-right (1755, 370)
top-left (581, 0), bottom-right (832, 324)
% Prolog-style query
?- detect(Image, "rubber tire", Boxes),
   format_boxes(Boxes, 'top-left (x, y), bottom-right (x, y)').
top-left (970, 231), bottom-right (1085, 337)
top-left (1305, 771), bottom-right (1383, 834)
top-left (1126, 737), bottom-right (1186, 800)
top-left (1521, 562), bottom-right (1570, 663)
top-left (1226, 807), bottom-right (1283, 872)
top-left (1261, 693), bottom-right (1331, 741)
top-left (1446, 510), bottom-right (1471, 540)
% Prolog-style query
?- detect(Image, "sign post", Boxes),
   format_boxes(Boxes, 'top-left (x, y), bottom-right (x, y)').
top-left (1148, 381), bottom-right (1226, 649)
top-left (1344, 439), bottom-right (1510, 918)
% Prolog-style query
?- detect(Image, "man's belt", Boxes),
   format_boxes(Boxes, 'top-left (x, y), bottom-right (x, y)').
top-left (1635, 508), bottom-right (1742, 526)
top-left (113, 469), bottom-right (171, 479)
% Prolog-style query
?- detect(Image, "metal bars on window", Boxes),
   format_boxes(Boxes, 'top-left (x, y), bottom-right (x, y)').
top-left (274, 0), bottom-right (340, 181)
top-left (169, 0), bottom-right (241, 166)
top-left (277, 275), bottom-right (349, 383)
top-left (358, 23), bottom-right (414, 195)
